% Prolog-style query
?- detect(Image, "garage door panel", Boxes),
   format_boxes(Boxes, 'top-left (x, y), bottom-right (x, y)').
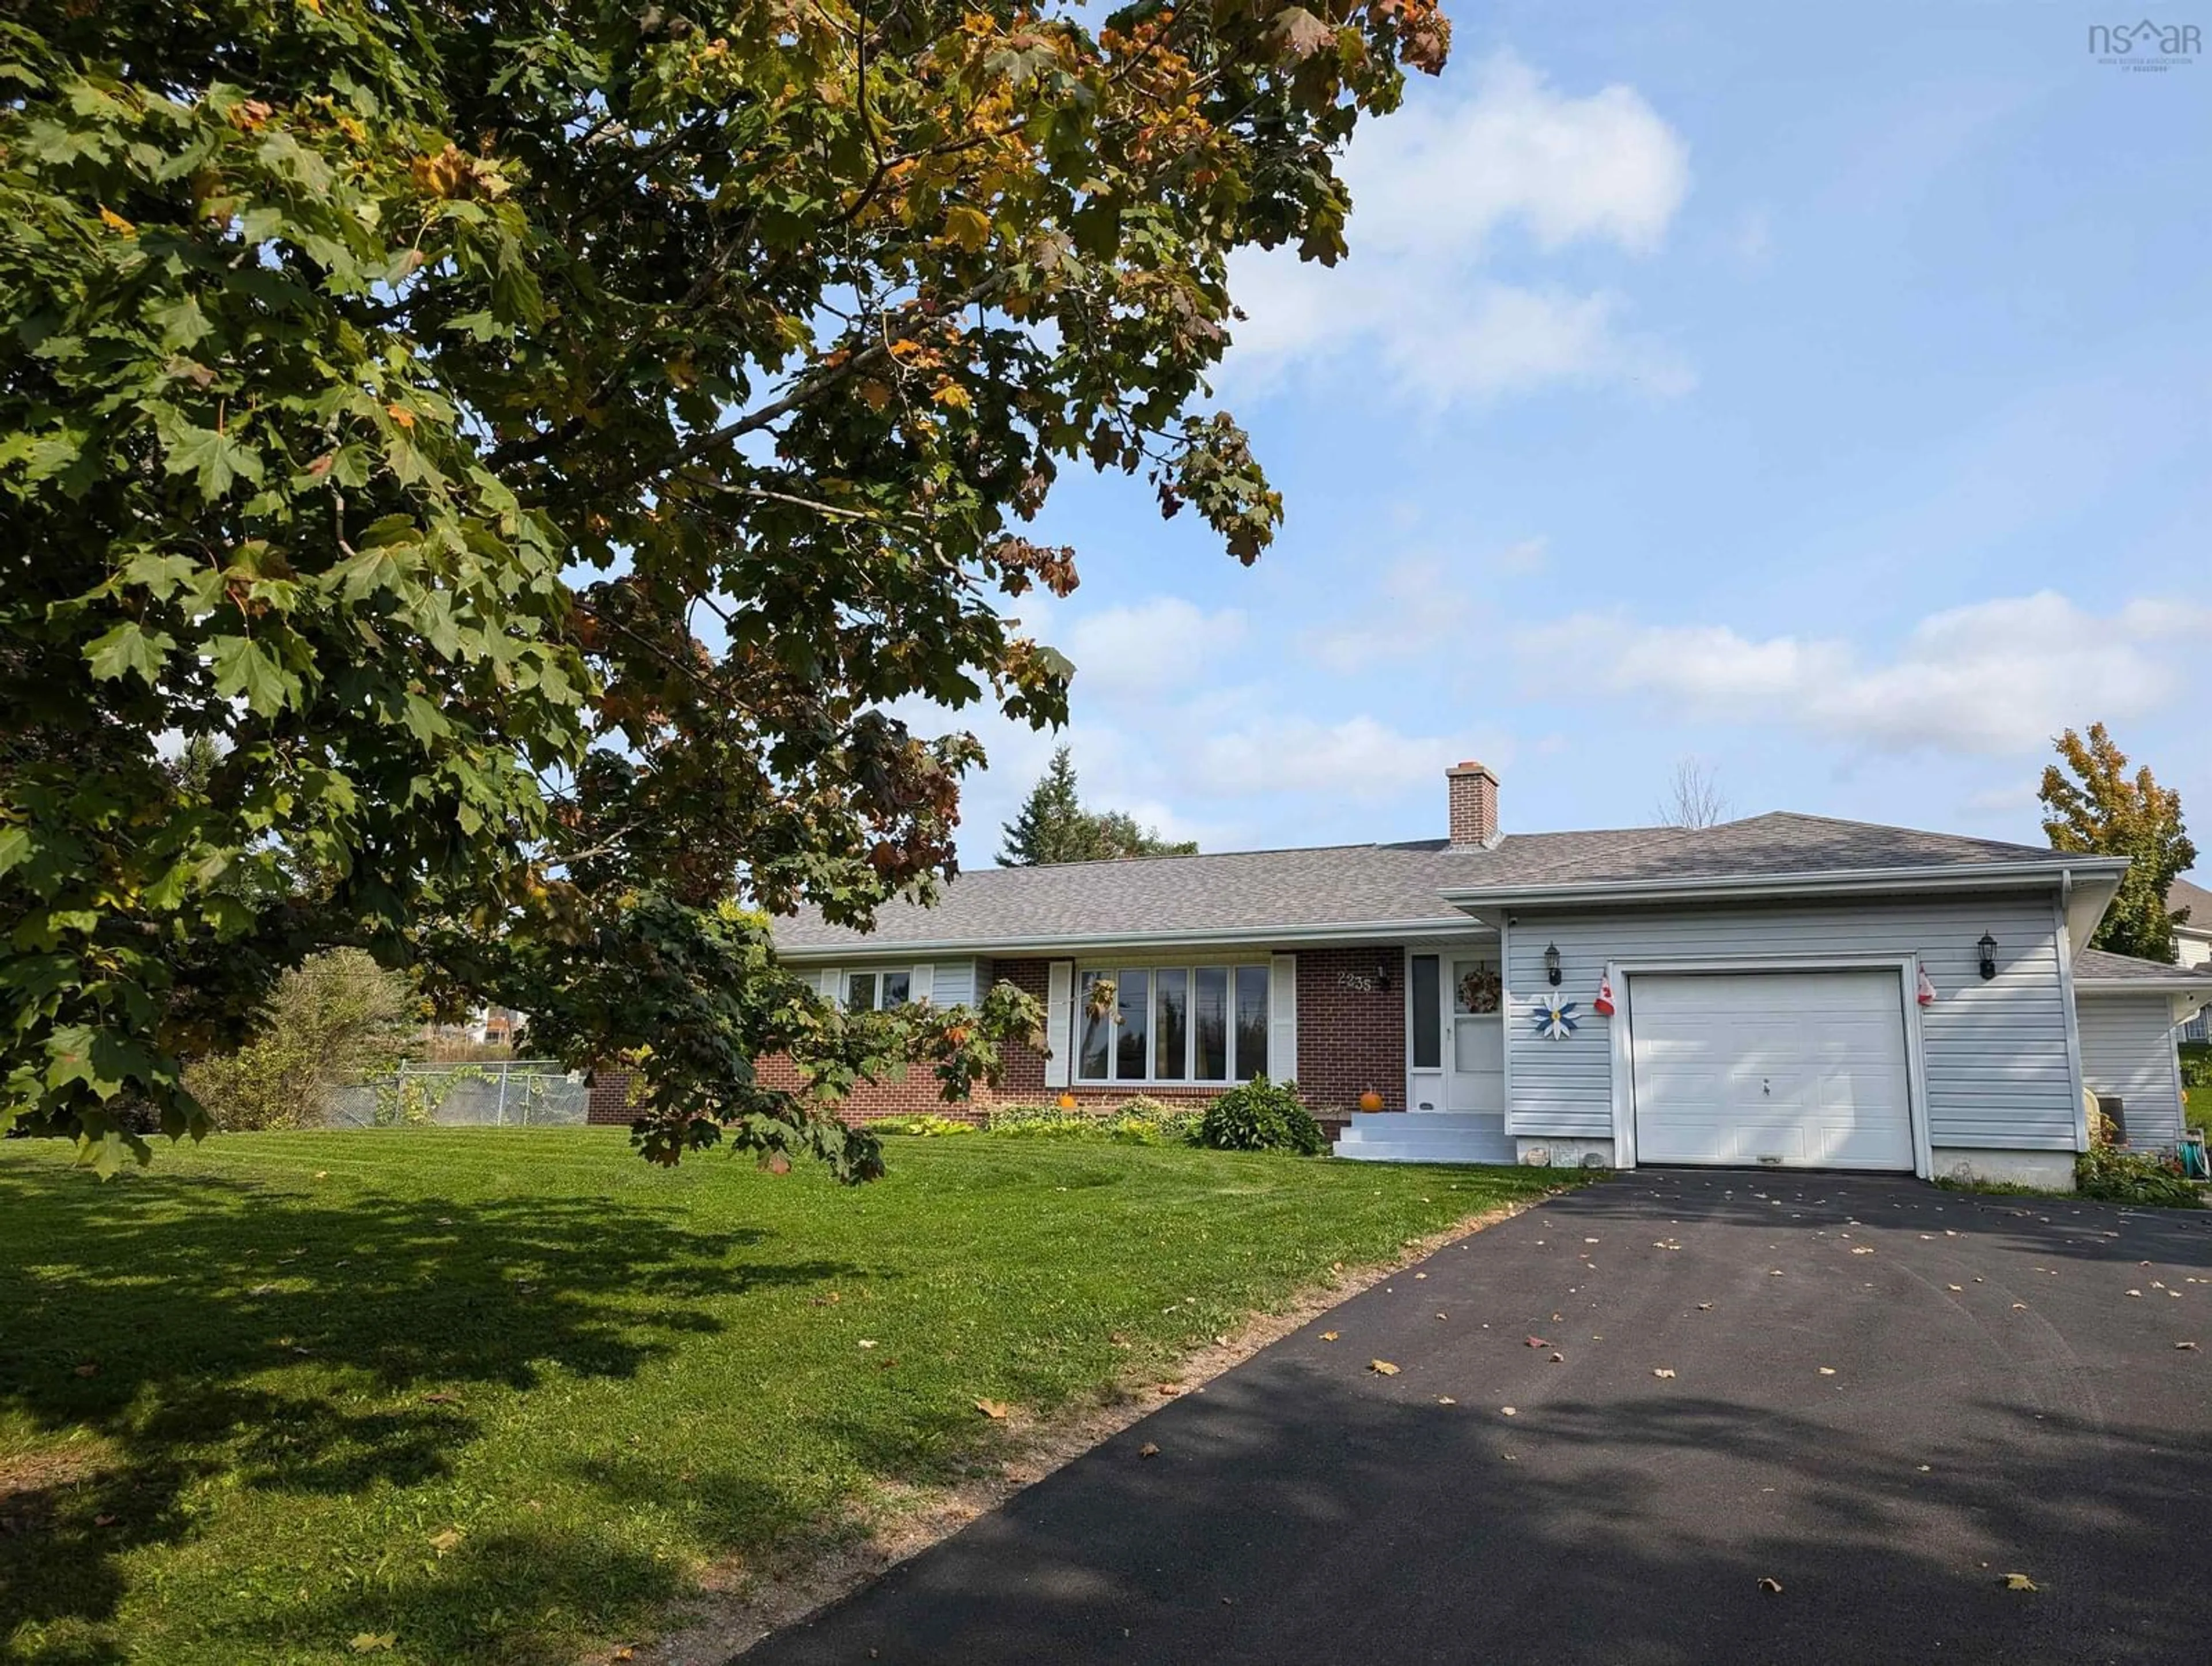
top-left (1631, 971), bottom-right (1914, 1172)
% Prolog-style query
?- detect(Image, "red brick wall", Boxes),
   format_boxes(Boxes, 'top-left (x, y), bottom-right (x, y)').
top-left (1294, 945), bottom-right (1408, 1114)
top-left (585, 1069), bottom-right (637, 1126)
top-left (585, 947), bottom-right (1405, 1130)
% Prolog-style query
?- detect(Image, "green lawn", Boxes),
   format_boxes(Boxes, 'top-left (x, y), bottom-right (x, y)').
top-left (0, 1130), bottom-right (1581, 1664)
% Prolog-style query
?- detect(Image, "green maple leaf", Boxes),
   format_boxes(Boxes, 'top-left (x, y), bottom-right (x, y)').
top-left (157, 411), bottom-right (264, 501)
top-left (85, 621), bottom-right (175, 685)
top-left (209, 634), bottom-right (297, 715)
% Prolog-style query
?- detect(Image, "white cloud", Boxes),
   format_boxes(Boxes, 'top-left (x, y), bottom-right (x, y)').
top-left (1305, 538), bottom-right (1546, 673)
top-left (1525, 592), bottom-right (2198, 757)
top-left (1061, 597), bottom-right (1245, 700)
top-left (1494, 536), bottom-right (1551, 574)
top-left (1184, 715), bottom-right (1487, 798)
top-left (1225, 51), bottom-right (1692, 403)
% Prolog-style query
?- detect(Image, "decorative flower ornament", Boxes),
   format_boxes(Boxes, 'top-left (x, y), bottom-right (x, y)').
top-left (1533, 994), bottom-right (1579, 1040)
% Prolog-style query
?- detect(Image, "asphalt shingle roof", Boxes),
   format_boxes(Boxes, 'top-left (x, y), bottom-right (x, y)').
top-left (2168, 876), bottom-right (2212, 929)
top-left (2074, 948), bottom-right (2212, 985)
top-left (772, 811), bottom-right (2082, 954)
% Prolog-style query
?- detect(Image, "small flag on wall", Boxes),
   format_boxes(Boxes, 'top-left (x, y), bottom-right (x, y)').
top-left (1592, 974), bottom-right (1616, 1018)
top-left (1915, 966), bottom-right (1937, 1006)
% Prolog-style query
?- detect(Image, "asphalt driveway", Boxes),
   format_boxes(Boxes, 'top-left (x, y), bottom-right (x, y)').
top-left (742, 1171), bottom-right (2212, 1665)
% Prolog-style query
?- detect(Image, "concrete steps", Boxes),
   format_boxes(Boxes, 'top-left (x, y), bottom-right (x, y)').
top-left (1334, 1111), bottom-right (1517, 1165)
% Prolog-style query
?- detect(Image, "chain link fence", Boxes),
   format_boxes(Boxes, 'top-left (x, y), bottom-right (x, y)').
top-left (324, 1060), bottom-right (588, 1129)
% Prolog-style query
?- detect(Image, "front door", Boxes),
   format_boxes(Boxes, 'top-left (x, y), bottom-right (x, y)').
top-left (1448, 956), bottom-right (1505, 1114)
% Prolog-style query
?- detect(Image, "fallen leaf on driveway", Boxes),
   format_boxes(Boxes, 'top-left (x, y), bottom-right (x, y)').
top-left (1697, 1302), bottom-right (1713, 1311)
top-left (1652, 1368), bottom-right (1676, 1379)
top-left (1415, 1272), bottom-right (1427, 1280)
top-left (1435, 1312), bottom-right (1448, 1321)
top-left (1319, 1331), bottom-right (1339, 1342)
top-left (2001, 1573), bottom-right (2037, 1592)
top-left (1500, 1406), bottom-right (1517, 1416)
top-left (1769, 1270), bottom-right (1784, 1277)
top-left (2012, 1303), bottom-right (2028, 1311)
top-left (1948, 1285), bottom-right (1964, 1292)
top-left (975, 1399), bottom-right (1009, 1419)
top-left (1851, 1247), bottom-right (1874, 1256)
top-left (1758, 1577), bottom-right (1783, 1594)
top-left (1818, 1367), bottom-right (1836, 1376)
top-left (1549, 1353), bottom-right (1563, 1363)
top-left (1527, 1336), bottom-right (1551, 1349)
top-left (1139, 1442), bottom-right (1160, 1459)
top-left (1437, 1396), bottom-right (1456, 1405)
top-left (2178, 1342), bottom-right (2200, 1351)
top-left (1368, 1360), bottom-right (1399, 1376)
top-left (2126, 1290), bottom-right (2142, 1299)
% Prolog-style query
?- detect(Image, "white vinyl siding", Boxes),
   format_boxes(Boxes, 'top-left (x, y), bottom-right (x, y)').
top-left (2077, 994), bottom-right (2187, 1150)
top-left (928, 959), bottom-right (977, 1008)
top-left (1506, 894), bottom-right (2077, 1153)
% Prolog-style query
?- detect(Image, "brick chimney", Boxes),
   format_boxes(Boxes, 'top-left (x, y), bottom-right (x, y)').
top-left (1446, 760), bottom-right (1501, 849)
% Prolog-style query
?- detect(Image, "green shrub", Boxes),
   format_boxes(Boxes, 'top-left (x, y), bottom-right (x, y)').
top-left (2180, 1041), bottom-right (2210, 1091)
top-left (1197, 1076), bottom-right (1325, 1156)
top-left (982, 1097), bottom-right (1203, 1144)
top-left (1105, 1096), bottom-right (1203, 1146)
top-left (884, 1115), bottom-right (976, 1137)
top-left (2075, 1144), bottom-right (2203, 1208)
top-left (986, 1104), bottom-right (1101, 1138)
top-left (187, 949), bottom-right (418, 1130)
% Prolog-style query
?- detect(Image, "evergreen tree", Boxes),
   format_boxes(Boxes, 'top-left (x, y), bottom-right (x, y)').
top-left (999, 747), bottom-right (1198, 865)
top-left (2040, 723), bottom-right (2196, 961)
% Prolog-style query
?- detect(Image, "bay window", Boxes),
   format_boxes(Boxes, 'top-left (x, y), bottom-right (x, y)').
top-left (1078, 963), bottom-right (1269, 1085)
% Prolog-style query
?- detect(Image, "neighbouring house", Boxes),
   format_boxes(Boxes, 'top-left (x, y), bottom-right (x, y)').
top-left (2171, 876), bottom-right (2212, 1043)
top-left (591, 762), bottom-right (2211, 1190)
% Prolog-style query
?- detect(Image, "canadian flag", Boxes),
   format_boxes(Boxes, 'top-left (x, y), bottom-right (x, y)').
top-left (1592, 973), bottom-right (1616, 1018)
top-left (1915, 966), bottom-right (1938, 1006)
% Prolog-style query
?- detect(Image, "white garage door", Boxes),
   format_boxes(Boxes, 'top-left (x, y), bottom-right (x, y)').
top-left (1630, 971), bottom-right (1914, 1171)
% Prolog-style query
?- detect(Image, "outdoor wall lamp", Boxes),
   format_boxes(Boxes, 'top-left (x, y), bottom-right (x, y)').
top-left (1372, 959), bottom-right (1393, 993)
top-left (1978, 932), bottom-right (1998, 980)
top-left (1544, 942), bottom-right (1562, 987)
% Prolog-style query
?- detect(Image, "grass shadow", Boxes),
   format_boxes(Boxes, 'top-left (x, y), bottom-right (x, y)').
top-left (0, 1160), bottom-right (866, 1657)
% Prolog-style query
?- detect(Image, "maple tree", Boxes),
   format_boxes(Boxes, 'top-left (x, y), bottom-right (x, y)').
top-left (2040, 724), bottom-right (2196, 962)
top-left (1, 0), bottom-right (1451, 1174)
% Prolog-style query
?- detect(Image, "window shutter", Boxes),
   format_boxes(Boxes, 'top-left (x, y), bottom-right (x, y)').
top-left (1044, 961), bottom-right (1074, 1088)
top-left (1269, 953), bottom-right (1298, 1085)
top-left (811, 968), bottom-right (836, 1000)
top-left (910, 964), bottom-right (935, 1007)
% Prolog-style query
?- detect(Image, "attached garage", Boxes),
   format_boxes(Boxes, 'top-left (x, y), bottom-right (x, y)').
top-left (1627, 970), bottom-right (1916, 1172)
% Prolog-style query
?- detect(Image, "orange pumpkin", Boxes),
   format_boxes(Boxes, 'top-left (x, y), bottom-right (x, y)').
top-left (1056, 1092), bottom-right (1077, 1111)
top-left (1358, 1090), bottom-right (1384, 1113)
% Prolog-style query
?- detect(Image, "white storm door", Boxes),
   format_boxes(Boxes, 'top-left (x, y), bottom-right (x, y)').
top-left (1447, 956), bottom-right (1505, 1115)
top-left (1630, 971), bottom-right (1912, 1171)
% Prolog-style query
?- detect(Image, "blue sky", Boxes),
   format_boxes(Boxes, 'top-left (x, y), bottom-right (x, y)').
top-left (933, 2), bottom-right (2210, 877)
